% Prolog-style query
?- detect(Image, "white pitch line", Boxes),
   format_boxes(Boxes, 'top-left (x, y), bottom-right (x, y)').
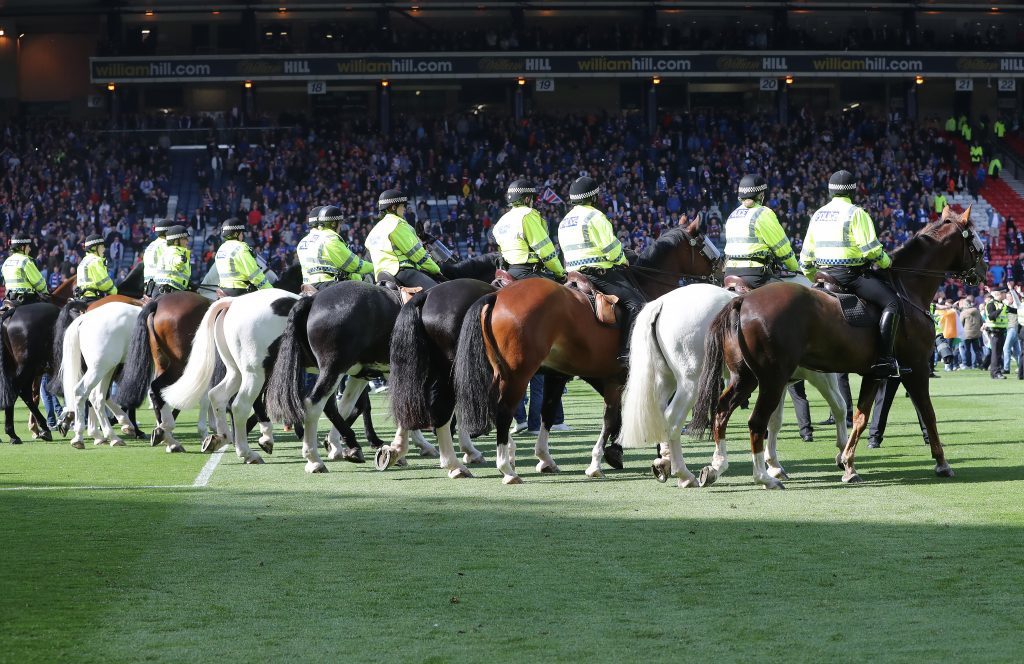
top-left (192, 445), bottom-right (227, 487)
top-left (0, 484), bottom-right (194, 492)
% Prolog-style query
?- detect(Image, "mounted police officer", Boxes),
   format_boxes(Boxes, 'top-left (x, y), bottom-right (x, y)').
top-left (153, 225), bottom-right (191, 294)
top-left (557, 175), bottom-right (645, 363)
top-left (76, 234), bottom-right (117, 302)
top-left (801, 169), bottom-right (902, 378)
top-left (365, 189), bottom-right (444, 290)
top-left (493, 179), bottom-right (566, 282)
top-left (724, 174), bottom-right (801, 288)
top-left (142, 219), bottom-right (174, 297)
top-left (297, 205), bottom-right (373, 291)
top-left (215, 218), bottom-right (270, 296)
top-left (2, 234), bottom-right (48, 307)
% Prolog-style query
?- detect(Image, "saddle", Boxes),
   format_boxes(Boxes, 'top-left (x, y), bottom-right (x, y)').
top-left (491, 269), bottom-right (516, 289)
top-left (565, 271), bottom-right (619, 326)
top-left (723, 275), bottom-right (754, 295)
top-left (813, 273), bottom-right (876, 328)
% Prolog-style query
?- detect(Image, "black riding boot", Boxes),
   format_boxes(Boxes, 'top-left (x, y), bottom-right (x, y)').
top-left (870, 310), bottom-right (905, 378)
top-left (617, 309), bottom-right (635, 365)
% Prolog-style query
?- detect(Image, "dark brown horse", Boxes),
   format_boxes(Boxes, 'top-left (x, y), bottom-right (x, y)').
top-left (0, 276), bottom-right (78, 443)
top-left (689, 206), bottom-right (986, 488)
top-left (454, 221), bottom-right (722, 484)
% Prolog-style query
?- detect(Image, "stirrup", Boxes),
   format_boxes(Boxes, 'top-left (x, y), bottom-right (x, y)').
top-left (870, 358), bottom-right (910, 379)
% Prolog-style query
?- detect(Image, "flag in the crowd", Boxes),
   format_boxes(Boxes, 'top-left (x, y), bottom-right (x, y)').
top-left (541, 188), bottom-right (563, 205)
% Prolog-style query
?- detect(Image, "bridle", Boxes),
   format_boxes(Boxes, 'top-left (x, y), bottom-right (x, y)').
top-left (630, 227), bottom-right (724, 287)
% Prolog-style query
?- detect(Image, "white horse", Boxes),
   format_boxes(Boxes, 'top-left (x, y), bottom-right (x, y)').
top-left (61, 302), bottom-right (143, 449)
top-left (619, 282), bottom-right (849, 489)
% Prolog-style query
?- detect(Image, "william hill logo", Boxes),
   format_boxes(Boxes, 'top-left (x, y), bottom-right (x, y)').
top-left (717, 56), bottom-right (760, 71)
top-left (957, 57), bottom-right (999, 72)
top-left (1002, 58), bottom-right (1024, 72)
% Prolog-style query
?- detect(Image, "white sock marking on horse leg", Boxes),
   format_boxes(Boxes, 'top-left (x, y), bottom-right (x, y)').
top-left (458, 425), bottom-right (483, 463)
top-left (712, 441), bottom-right (729, 473)
top-left (668, 440), bottom-right (696, 487)
top-left (585, 439), bottom-right (604, 478)
top-left (534, 427), bottom-right (559, 473)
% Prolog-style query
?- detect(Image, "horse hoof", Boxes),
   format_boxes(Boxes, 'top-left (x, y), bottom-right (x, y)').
top-left (935, 465), bottom-right (955, 478)
top-left (768, 467), bottom-right (790, 481)
top-left (10, 437), bottom-right (22, 445)
top-left (109, 438), bottom-right (126, 447)
top-left (536, 461), bottom-right (560, 474)
top-left (463, 452), bottom-right (486, 465)
top-left (603, 443), bottom-right (624, 470)
top-left (258, 439), bottom-right (274, 455)
top-left (201, 434), bottom-right (223, 454)
top-left (71, 440), bottom-right (85, 450)
top-left (58, 423), bottom-right (70, 437)
top-left (763, 480), bottom-right (786, 490)
top-left (94, 438), bottom-right (107, 446)
top-left (166, 443), bottom-right (185, 454)
top-left (396, 457), bottom-right (409, 467)
top-left (502, 475), bottom-right (524, 485)
top-left (374, 446), bottom-right (393, 471)
top-left (419, 446), bottom-right (440, 459)
top-left (652, 460), bottom-right (669, 483)
top-left (449, 467), bottom-right (473, 479)
top-left (342, 447), bottom-right (365, 464)
top-left (245, 454), bottom-right (265, 465)
top-left (305, 461), bottom-right (328, 474)
top-left (150, 428), bottom-right (164, 447)
top-left (585, 467), bottom-right (604, 479)
top-left (835, 452), bottom-right (845, 470)
top-left (39, 430), bottom-right (52, 442)
top-left (369, 439), bottom-right (385, 450)
top-left (842, 472), bottom-right (863, 484)
top-left (678, 475), bottom-right (699, 488)
top-left (697, 466), bottom-right (718, 488)
top-left (120, 424), bottom-right (134, 436)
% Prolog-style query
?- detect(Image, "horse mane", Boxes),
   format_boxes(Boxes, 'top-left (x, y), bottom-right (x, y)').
top-left (891, 215), bottom-right (956, 268)
top-left (634, 227), bottom-right (691, 270)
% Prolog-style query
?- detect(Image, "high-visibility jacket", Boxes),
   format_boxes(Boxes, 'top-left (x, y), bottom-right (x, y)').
top-left (800, 196), bottom-right (892, 278)
top-left (723, 203), bottom-right (800, 272)
top-left (944, 117), bottom-right (957, 132)
top-left (931, 304), bottom-right (942, 335)
top-left (297, 228), bottom-right (373, 284)
top-left (215, 239), bottom-right (270, 290)
top-left (961, 124), bottom-right (973, 142)
top-left (77, 253), bottom-right (117, 297)
top-left (994, 120), bottom-right (1006, 139)
top-left (493, 205), bottom-right (565, 277)
top-left (988, 158), bottom-right (1002, 176)
top-left (557, 204), bottom-right (627, 271)
top-left (2, 253), bottom-right (47, 294)
top-left (970, 145), bottom-right (983, 163)
top-left (933, 194), bottom-right (948, 213)
top-left (142, 238), bottom-right (166, 283)
top-left (365, 213), bottom-right (441, 279)
top-left (988, 301), bottom-right (1009, 329)
top-left (157, 245), bottom-right (191, 290)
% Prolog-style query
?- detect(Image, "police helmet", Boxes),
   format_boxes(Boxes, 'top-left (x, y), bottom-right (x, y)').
top-left (378, 189), bottom-right (408, 212)
top-left (309, 205), bottom-right (344, 228)
top-left (83, 234), bottom-right (104, 250)
top-left (165, 225), bottom-right (189, 242)
top-left (506, 179), bottom-right (536, 206)
top-left (568, 176), bottom-right (600, 204)
top-left (737, 174), bottom-right (768, 202)
top-left (153, 219), bottom-right (174, 235)
top-left (10, 233), bottom-right (32, 249)
top-left (221, 218), bottom-right (246, 237)
top-left (828, 170), bottom-right (858, 197)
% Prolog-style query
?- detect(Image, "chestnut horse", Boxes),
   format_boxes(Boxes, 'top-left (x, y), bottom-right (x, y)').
top-left (690, 206), bottom-right (986, 488)
top-left (454, 221), bottom-right (722, 484)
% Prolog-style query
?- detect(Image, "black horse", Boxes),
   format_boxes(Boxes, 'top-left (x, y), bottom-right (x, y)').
top-left (265, 255), bottom-right (498, 474)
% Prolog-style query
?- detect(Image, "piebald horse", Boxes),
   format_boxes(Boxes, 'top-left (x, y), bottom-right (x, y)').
top-left (690, 206), bottom-right (986, 487)
top-left (454, 222), bottom-right (722, 484)
top-left (619, 281), bottom-right (848, 488)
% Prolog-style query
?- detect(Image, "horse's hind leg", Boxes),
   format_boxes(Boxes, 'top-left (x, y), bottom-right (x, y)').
top-left (230, 373), bottom-right (265, 466)
top-left (355, 386), bottom-right (385, 449)
top-left (535, 373), bottom-right (569, 474)
top-left (323, 391), bottom-right (364, 464)
top-left (21, 384), bottom-right (52, 442)
top-left (748, 378), bottom-right (788, 490)
top-left (4, 403), bottom-right (17, 444)
top-left (251, 394), bottom-right (274, 455)
top-left (456, 421), bottom-right (485, 465)
top-left (494, 375), bottom-right (528, 485)
top-left (96, 374), bottom-right (124, 446)
top-left (662, 386), bottom-right (698, 488)
top-left (765, 394), bottom-right (789, 480)
top-left (838, 377), bottom-right (881, 483)
top-left (436, 416), bottom-right (473, 479)
top-left (699, 368), bottom-right (756, 487)
top-left (900, 368), bottom-right (953, 478)
top-left (149, 370), bottom-right (184, 452)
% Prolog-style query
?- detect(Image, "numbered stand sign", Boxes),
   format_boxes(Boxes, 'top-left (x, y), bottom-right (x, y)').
top-left (955, 79), bottom-right (974, 92)
top-left (307, 81), bottom-right (327, 95)
top-left (535, 79), bottom-right (555, 92)
top-left (759, 78), bottom-right (779, 92)
top-left (999, 79), bottom-right (1017, 92)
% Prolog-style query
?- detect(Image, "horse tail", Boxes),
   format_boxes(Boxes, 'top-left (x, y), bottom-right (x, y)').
top-left (51, 301), bottom-right (86, 387)
top-left (265, 295), bottom-right (313, 426)
top-left (689, 297), bottom-right (742, 439)
top-left (114, 299), bottom-right (159, 409)
top-left (454, 292), bottom-right (499, 437)
top-left (61, 316), bottom-right (85, 408)
top-left (389, 289), bottom-right (433, 430)
top-left (618, 300), bottom-right (669, 448)
top-left (162, 298), bottom-right (233, 410)
top-left (0, 319), bottom-right (14, 410)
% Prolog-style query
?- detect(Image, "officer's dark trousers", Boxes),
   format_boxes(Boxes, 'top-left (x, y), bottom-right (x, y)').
top-left (989, 329), bottom-right (1007, 377)
top-left (395, 269), bottom-right (439, 291)
top-left (823, 267), bottom-right (899, 316)
top-left (220, 287), bottom-right (253, 297)
top-left (724, 267), bottom-right (776, 290)
top-left (868, 377), bottom-right (928, 446)
top-left (508, 264), bottom-right (559, 282)
top-left (787, 381), bottom-right (813, 437)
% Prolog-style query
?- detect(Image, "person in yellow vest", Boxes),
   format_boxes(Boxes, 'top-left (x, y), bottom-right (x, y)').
top-left (493, 179), bottom-right (566, 281)
top-left (944, 117), bottom-right (957, 133)
top-left (153, 225), bottom-right (191, 294)
top-left (76, 235), bottom-right (117, 302)
top-left (723, 174), bottom-right (801, 289)
top-left (215, 219), bottom-right (270, 296)
top-left (988, 156), bottom-right (1002, 178)
top-left (970, 143), bottom-right (983, 164)
top-left (297, 205), bottom-right (373, 292)
top-left (558, 175), bottom-right (645, 363)
top-left (142, 219), bottom-right (173, 297)
top-left (1, 234), bottom-right (48, 306)
top-left (801, 170), bottom-right (902, 378)
top-left (933, 190), bottom-right (948, 215)
top-left (365, 189), bottom-right (444, 290)
top-left (985, 288), bottom-right (1009, 380)
top-left (994, 118), bottom-right (1006, 139)
top-left (961, 123), bottom-right (973, 142)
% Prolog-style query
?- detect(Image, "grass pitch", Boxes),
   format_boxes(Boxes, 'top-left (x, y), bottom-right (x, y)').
top-left (2, 370), bottom-right (1023, 663)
